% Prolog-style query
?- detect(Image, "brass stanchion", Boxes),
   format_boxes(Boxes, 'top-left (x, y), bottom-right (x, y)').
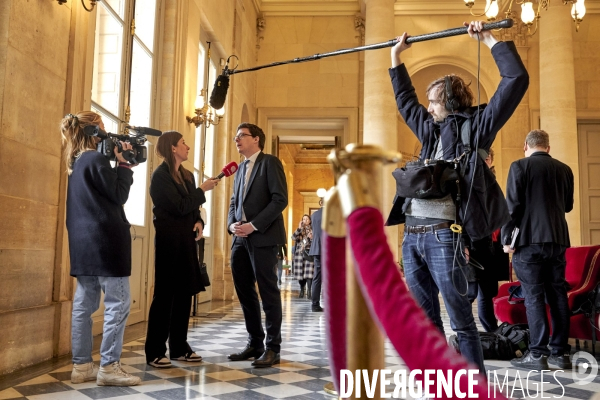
top-left (329, 144), bottom-right (401, 400)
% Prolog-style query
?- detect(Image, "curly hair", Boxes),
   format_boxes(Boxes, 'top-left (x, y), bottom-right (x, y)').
top-left (60, 111), bottom-right (103, 175)
top-left (426, 74), bottom-right (474, 111)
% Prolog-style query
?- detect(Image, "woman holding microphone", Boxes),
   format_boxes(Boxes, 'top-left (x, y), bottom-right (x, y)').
top-left (145, 131), bottom-right (218, 368)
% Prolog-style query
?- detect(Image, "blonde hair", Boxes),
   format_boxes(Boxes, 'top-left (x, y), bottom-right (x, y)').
top-left (60, 111), bottom-right (103, 175)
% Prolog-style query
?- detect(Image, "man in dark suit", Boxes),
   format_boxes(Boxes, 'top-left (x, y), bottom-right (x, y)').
top-left (308, 202), bottom-right (323, 312)
top-left (502, 129), bottom-right (574, 370)
top-left (227, 123), bottom-right (288, 368)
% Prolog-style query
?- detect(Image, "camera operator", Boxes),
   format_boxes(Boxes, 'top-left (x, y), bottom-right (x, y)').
top-left (145, 131), bottom-right (218, 368)
top-left (61, 111), bottom-right (141, 386)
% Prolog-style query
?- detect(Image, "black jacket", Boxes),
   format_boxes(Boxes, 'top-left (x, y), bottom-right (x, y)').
top-left (387, 41), bottom-right (529, 241)
top-left (309, 208), bottom-right (323, 256)
top-left (227, 152), bottom-right (288, 247)
top-left (150, 162), bottom-right (206, 295)
top-left (67, 151), bottom-right (134, 277)
top-left (501, 152), bottom-right (574, 247)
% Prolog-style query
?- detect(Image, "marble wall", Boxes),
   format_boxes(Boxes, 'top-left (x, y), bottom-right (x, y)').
top-left (0, 0), bottom-right (73, 375)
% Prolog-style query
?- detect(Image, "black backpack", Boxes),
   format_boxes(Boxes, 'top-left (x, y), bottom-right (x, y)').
top-left (449, 322), bottom-right (530, 360)
top-left (495, 322), bottom-right (530, 358)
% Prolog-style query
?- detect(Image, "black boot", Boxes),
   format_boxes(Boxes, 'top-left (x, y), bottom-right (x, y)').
top-left (306, 279), bottom-right (312, 300)
top-left (299, 280), bottom-right (306, 298)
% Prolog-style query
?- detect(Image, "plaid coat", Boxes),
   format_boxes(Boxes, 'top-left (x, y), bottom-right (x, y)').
top-left (291, 227), bottom-right (314, 280)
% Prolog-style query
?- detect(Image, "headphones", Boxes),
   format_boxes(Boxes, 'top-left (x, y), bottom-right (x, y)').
top-left (445, 75), bottom-right (460, 112)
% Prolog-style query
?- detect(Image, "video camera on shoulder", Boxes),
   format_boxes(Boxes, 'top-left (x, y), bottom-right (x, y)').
top-left (83, 125), bottom-right (161, 165)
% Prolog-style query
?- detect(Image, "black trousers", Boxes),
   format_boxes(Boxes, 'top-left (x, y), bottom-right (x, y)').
top-left (311, 255), bottom-right (322, 307)
top-left (512, 243), bottom-right (570, 356)
top-left (145, 291), bottom-right (193, 362)
top-left (231, 237), bottom-right (282, 353)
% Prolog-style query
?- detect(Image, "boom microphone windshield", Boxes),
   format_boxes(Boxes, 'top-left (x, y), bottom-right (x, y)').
top-left (216, 161), bottom-right (238, 179)
top-left (209, 67), bottom-right (230, 110)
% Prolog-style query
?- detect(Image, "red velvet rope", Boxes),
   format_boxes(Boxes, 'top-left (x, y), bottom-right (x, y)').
top-left (322, 232), bottom-right (346, 394)
top-left (347, 207), bottom-right (505, 400)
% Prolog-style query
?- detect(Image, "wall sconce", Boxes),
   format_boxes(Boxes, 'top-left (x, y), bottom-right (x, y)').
top-left (186, 42), bottom-right (225, 129)
top-left (57, 0), bottom-right (98, 12)
top-left (463, 0), bottom-right (585, 34)
top-left (186, 89), bottom-right (224, 129)
top-left (316, 188), bottom-right (327, 198)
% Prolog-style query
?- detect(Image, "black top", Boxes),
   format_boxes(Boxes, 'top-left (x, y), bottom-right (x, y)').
top-left (150, 162), bottom-right (206, 295)
top-left (66, 151), bottom-right (134, 277)
top-left (501, 152), bottom-right (574, 247)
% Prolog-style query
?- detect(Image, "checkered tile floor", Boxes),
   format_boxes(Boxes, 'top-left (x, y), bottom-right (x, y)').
top-left (1, 278), bottom-right (598, 399)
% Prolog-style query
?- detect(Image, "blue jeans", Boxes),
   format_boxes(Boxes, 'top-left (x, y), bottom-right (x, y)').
top-left (512, 243), bottom-right (570, 357)
top-left (71, 276), bottom-right (131, 366)
top-left (403, 228), bottom-right (485, 373)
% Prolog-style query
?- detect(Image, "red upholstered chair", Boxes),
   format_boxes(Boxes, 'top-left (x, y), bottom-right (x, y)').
top-left (493, 245), bottom-right (600, 354)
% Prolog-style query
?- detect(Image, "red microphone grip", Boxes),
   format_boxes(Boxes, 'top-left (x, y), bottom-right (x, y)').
top-left (216, 161), bottom-right (238, 179)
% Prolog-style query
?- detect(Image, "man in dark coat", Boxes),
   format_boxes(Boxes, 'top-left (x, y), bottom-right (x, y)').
top-left (388, 20), bottom-right (529, 373)
top-left (502, 129), bottom-right (574, 370)
top-left (227, 123), bottom-right (288, 368)
top-left (309, 204), bottom-right (323, 312)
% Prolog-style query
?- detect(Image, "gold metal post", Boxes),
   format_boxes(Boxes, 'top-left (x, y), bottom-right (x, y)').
top-left (328, 144), bottom-right (401, 400)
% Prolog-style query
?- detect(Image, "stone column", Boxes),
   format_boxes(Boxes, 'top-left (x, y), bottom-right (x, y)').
top-left (343, 1), bottom-right (396, 399)
top-left (539, 3), bottom-right (581, 245)
top-left (363, 0), bottom-right (398, 257)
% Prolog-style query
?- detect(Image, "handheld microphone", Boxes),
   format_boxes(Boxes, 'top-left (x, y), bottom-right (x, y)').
top-left (209, 66), bottom-right (230, 110)
top-left (126, 125), bottom-right (162, 137)
top-left (216, 161), bottom-right (238, 179)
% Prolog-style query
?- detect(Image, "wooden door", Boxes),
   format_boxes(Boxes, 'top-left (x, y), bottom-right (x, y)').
top-left (578, 123), bottom-right (600, 244)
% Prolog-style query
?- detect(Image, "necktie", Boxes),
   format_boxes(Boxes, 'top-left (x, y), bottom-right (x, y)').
top-left (235, 160), bottom-right (248, 221)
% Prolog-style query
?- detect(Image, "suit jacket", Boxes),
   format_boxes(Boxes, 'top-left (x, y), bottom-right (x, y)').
top-left (501, 152), bottom-right (574, 248)
top-left (227, 152), bottom-right (288, 247)
top-left (308, 208), bottom-right (323, 256)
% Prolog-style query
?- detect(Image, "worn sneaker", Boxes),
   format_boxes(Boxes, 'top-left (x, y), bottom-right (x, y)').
top-left (71, 362), bottom-right (98, 383)
top-left (511, 351), bottom-right (549, 370)
top-left (548, 353), bottom-right (572, 369)
top-left (147, 356), bottom-right (173, 368)
top-left (171, 351), bottom-right (202, 362)
top-left (97, 362), bottom-right (141, 386)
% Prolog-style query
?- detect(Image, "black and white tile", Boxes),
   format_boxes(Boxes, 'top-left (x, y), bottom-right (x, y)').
top-left (1, 278), bottom-right (597, 400)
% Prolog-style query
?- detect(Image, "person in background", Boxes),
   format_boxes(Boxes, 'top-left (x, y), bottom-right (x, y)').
top-left (145, 131), bottom-right (218, 368)
top-left (62, 111), bottom-right (141, 387)
top-left (309, 203), bottom-right (324, 312)
top-left (503, 129), bottom-right (574, 370)
top-left (292, 214), bottom-right (314, 299)
top-left (468, 148), bottom-right (510, 332)
top-left (276, 244), bottom-right (288, 286)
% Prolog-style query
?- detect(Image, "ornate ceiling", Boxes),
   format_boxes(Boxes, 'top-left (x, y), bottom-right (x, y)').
top-left (253, 0), bottom-right (599, 17)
